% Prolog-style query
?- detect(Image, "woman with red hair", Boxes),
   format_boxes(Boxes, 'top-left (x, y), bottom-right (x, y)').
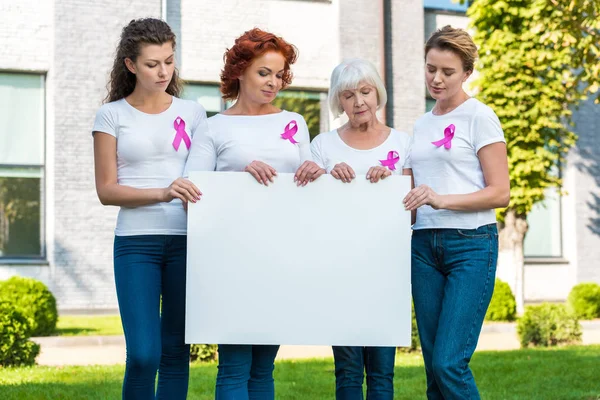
top-left (185, 28), bottom-right (324, 399)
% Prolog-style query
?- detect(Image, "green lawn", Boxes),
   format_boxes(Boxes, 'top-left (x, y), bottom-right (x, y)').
top-left (53, 315), bottom-right (123, 336)
top-left (2, 346), bottom-right (599, 399)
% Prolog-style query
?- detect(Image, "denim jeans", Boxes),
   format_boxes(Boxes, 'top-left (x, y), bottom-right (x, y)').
top-left (114, 235), bottom-right (190, 400)
top-left (411, 224), bottom-right (498, 400)
top-left (215, 344), bottom-right (280, 400)
top-left (332, 346), bottom-right (395, 400)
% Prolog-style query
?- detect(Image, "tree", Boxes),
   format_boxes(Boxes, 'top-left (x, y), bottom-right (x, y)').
top-left (272, 91), bottom-right (322, 140)
top-left (464, 0), bottom-right (600, 311)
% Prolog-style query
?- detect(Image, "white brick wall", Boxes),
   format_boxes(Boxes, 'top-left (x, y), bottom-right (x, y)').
top-left (0, 0), bottom-right (161, 310)
top-left (0, 0), bottom-right (52, 72)
top-left (390, 0), bottom-right (425, 134)
top-left (179, 0), bottom-right (338, 90)
top-left (49, 0), bottom-right (162, 309)
top-left (571, 98), bottom-right (600, 284)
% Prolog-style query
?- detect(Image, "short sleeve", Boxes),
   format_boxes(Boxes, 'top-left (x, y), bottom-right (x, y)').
top-left (184, 119), bottom-right (217, 177)
top-left (400, 131), bottom-right (412, 170)
top-left (310, 134), bottom-right (325, 169)
top-left (92, 103), bottom-right (118, 137)
top-left (191, 103), bottom-right (208, 140)
top-left (471, 106), bottom-right (505, 153)
top-left (296, 115), bottom-right (312, 163)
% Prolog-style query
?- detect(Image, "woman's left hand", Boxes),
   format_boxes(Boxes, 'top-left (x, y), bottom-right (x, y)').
top-left (403, 184), bottom-right (444, 211)
top-left (294, 161), bottom-right (326, 186)
top-left (366, 166), bottom-right (392, 183)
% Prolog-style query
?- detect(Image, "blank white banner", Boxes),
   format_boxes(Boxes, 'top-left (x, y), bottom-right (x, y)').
top-left (186, 172), bottom-right (412, 347)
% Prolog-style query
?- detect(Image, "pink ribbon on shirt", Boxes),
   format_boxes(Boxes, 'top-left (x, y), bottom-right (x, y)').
top-left (281, 120), bottom-right (299, 144)
top-left (172, 116), bottom-right (191, 151)
top-left (379, 150), bottom-right (400, 171)
top-left (431, 124), bottom-right (455, 149)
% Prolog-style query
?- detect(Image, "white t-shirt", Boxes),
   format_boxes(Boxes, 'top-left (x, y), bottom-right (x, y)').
top-left (92, 96), bottom-right (208, 236)
top-left (184, 110), bottom-right (311, 174)
top-left (410, 98), bottom-right (506, 230)
top-left (310, 128), bottom-right (412, 175)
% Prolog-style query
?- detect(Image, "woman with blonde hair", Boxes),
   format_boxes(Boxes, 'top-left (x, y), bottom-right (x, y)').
top-left (403, 25), bottom-right (510, 399)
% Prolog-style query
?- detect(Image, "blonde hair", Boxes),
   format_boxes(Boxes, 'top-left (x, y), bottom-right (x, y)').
top-left (425, 25), bottom-right (478, 73)
top-left (328, 58), bottom-right (387, 118)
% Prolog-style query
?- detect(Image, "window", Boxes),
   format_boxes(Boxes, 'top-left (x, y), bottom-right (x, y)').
top-left (426, 98), bottom-right (436, 112)
top-left (0, 73), bottom-right (45, 259)
top-left (424, 0), bottom-right (469, 13)
top-left (183, 83), bottom-right (324, 141)
top-left (423, 4), bottom-right (470, 113)
top-left (181, 84), bottom-right (223, 117)
top-left (272, 90), bottom-right (322, 140)
top-left (524, 188), bottom-right (563, 258)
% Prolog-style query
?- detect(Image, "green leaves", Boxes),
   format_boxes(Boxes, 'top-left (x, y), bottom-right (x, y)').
top-left (467, 0), bottom-right (599, 217)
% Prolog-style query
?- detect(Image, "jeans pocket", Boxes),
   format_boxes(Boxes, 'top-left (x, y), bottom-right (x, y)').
top-left (456, 229), bottom-right (490, 239)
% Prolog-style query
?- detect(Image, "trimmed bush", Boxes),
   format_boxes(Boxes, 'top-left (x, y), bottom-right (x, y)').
top-left (0, 301), bottom-right (40, 366)
top-left (0, 276), bottom-right (58, 336)
top-left (517, 303), bottom-right (582, 348)
top-left (485, 279), bottom-right (517, 322)
top-left (567, 283), bottom-right (600, 320)
top-left (190, 344), bottom-right (218, 363)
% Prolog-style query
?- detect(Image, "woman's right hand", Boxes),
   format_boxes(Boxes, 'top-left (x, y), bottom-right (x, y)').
top-left (163, 178), bottom-right (202, 203)
top-left (331, 162), bottom-right (355, 183)
top-left (245, 160), bottom-right (278, 186)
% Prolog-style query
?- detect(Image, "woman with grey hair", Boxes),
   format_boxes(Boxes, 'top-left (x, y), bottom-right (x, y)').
top-left (311, 58), bottom-right (412, 400)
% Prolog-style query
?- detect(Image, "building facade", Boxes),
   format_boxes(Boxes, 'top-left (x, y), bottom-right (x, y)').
top-left (0, 0), bottom-right (598, 310)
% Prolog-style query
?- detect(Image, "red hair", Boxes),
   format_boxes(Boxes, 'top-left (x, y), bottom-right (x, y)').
top-left (220, 28), bottom-right (298, 101)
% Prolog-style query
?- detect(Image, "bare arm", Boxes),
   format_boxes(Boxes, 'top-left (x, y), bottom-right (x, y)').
top-left (403, 142), bottom-right (510, 211)
top-left (402, 168), bottom-right (416, 224)
top-left (93, 132), bottom-right (200, 207)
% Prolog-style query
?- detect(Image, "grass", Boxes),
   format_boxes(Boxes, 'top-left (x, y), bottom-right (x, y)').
top-left (53, 315), bottom-right (123, 337)
top-left (1, 346), bottom-right (599, 399)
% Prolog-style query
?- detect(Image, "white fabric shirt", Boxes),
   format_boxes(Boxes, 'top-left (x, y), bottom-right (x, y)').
top-left (184, 110), bottom-right (311, 174)
top-left (410, 98), bottom-right (506, 230)
top-left (92, 97), bottom-right (208, 236)
top-left (310, 128), bottom-right (412, 175)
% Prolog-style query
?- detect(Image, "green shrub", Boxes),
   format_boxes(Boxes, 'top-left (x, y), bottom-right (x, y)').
top-left (0, 276), bottom-right (58, 336)
top-left (567, 283), bottom-right (600, 320)
top-left (517, 303), bottom-right (582, 348)
top-left (190, 344), bottom-right (218, 363)
top-left (398, 302), bottom-right (420, 353)
top-left (485, 279), bottom-right (517, 322)
top-left (0, 301), bottom-right (40, 366)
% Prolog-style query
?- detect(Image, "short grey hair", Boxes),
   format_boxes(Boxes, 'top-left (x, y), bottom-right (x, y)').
top-left (328, 58), bottom-right (388, 118)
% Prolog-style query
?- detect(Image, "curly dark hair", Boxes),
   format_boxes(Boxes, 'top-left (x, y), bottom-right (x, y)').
top-left (220, 28), bottom-right (298, 101)
top-left (104, 18), bottom-right (183, 103)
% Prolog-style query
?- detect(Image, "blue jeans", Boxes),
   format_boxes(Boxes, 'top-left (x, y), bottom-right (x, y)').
top-left (114, 235), bottom-right (190, 400)
top-left (332, 346), bottom-right (395, 400)
top-left (411, 224), bottom-right (498, 400)
top-left (215, 344), bottom-right (280, 400)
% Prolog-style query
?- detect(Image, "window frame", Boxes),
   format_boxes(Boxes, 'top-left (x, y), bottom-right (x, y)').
top-left (0, 71), bottom-right (46, 262)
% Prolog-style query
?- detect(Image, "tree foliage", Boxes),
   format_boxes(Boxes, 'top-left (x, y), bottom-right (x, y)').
top-left (464, 0), bottom-right (600, 217)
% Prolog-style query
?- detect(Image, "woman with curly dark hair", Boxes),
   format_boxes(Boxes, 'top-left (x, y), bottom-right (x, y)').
top-left (92, 18), bottom-right (207, 399)
top-left (185, 28), bottom-right (324, 399)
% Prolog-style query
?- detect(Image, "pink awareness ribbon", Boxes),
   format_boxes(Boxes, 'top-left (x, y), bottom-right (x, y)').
top-left (280, 120), bottom-right (299, 144)
top-left (172, 116), bottom-right (191, 151)
top-left (379, 150), bottom-right (400, 171)
top-left (431, 124), bottom-right (455, 149)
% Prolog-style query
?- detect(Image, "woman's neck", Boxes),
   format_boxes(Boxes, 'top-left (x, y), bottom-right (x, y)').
top-left (126, 88), bottom-right (172, 113)
top-left (338, 119), bottom-right (391, 150)
top-left (433, 91), bottom-right (470, 115)
top-left (224, 96), bottom-right (279, 116)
